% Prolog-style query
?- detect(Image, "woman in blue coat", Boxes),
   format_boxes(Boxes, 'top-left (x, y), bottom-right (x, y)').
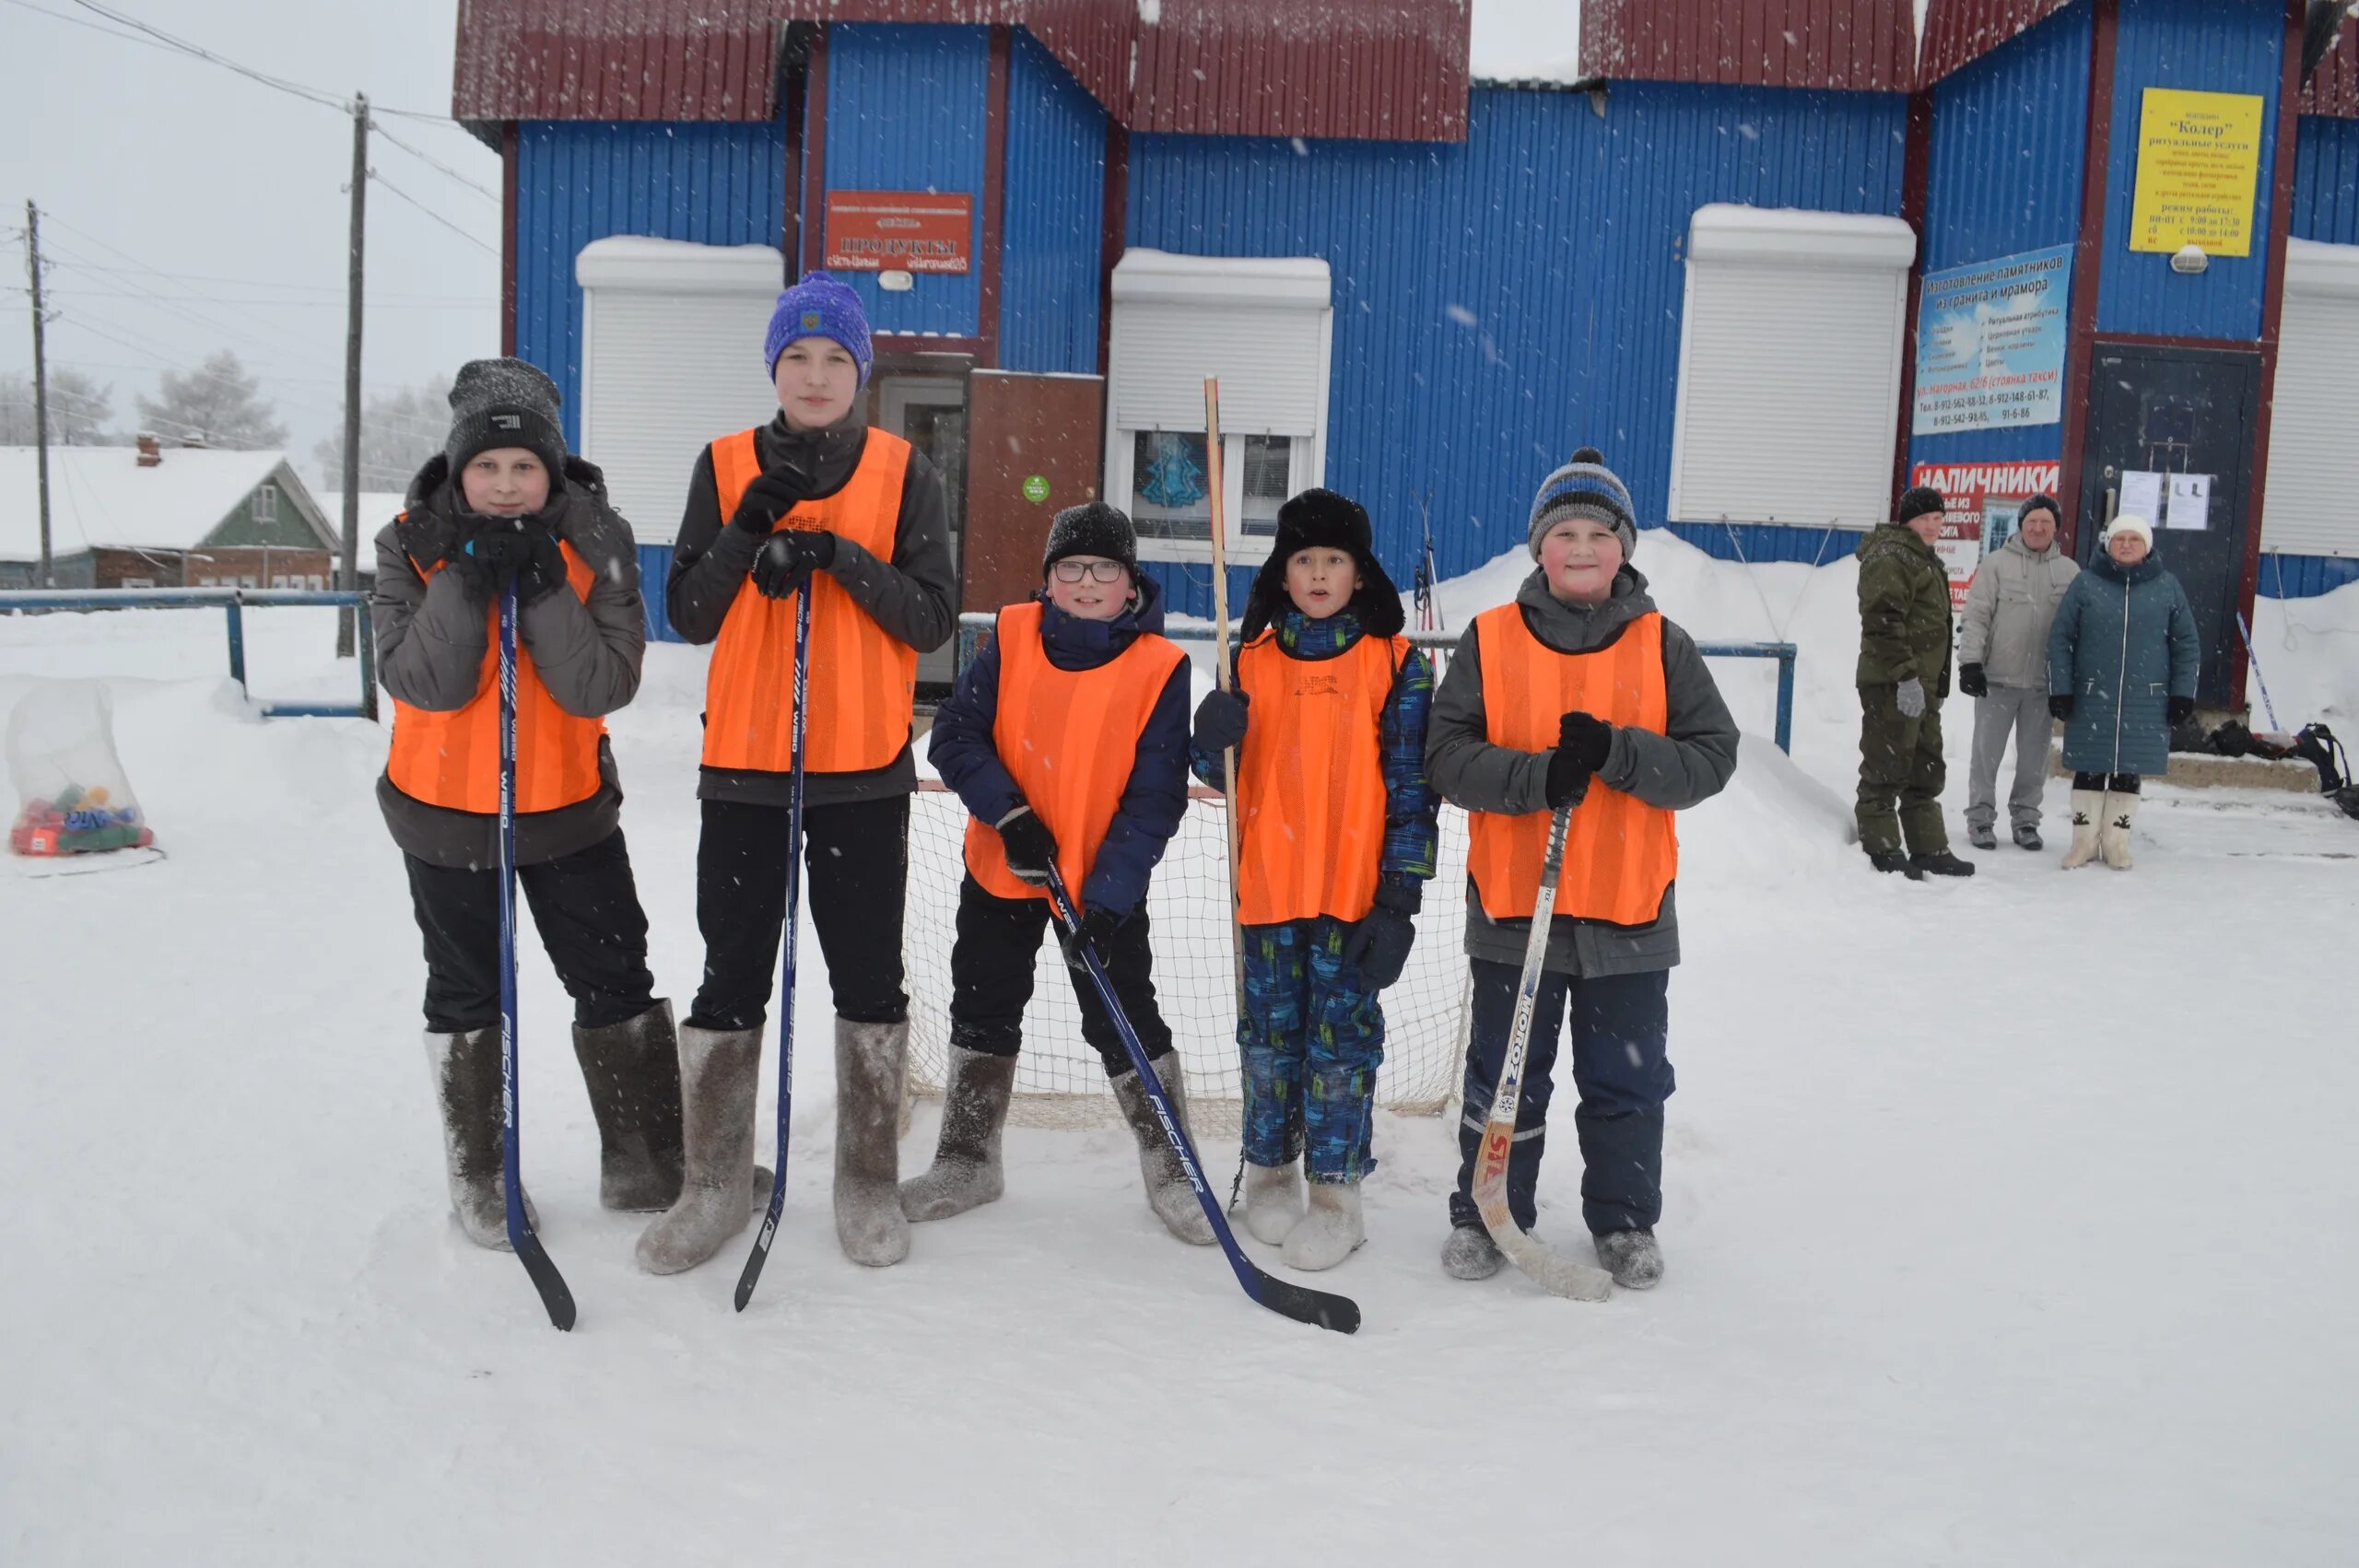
top-left (2045, 514), bottom-right (2201, 870)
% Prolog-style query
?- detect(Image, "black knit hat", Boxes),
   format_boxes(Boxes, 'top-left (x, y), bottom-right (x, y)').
top-left (1041, 500), bottom-right (1139, 578)
top-left (444, 357), bottom-right (568, 488)
top-left (2018, 493), bottom-right (2063, 527)
top-left (1896, 485), bottom-right (1948, 526)
top-left (1241, 487), bottom-right (1404, 641)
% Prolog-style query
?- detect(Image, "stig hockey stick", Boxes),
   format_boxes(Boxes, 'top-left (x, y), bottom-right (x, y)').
top-left (1043, 864), bottom-right (1359, 1335)
top-left (735, 584), bottom-right (813, 1312)
top-left (1471, 802), bottom-right (1615, 1303)
top-left (1203, 379), bottom-right (1254, 1211)
top-left (497, 577), bottom-right (577, 1330)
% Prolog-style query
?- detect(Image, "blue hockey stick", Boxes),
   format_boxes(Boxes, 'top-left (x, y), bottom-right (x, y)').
top-left (498, 579), bottom-right (577, 1330)
top-left (734, 584), bottom-right (812, 1312)
top-left (1042, 864), bottom-right (1358, 1335)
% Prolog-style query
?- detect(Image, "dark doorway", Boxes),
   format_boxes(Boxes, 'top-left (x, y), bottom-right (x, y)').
top-left (876, 373), bottom-right (969, 691)
top-left (2073, 345), bottom-right (2257, 708)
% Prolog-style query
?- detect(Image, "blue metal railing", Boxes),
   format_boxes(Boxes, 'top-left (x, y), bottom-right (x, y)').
top-left (952, 613), bottom-right (1798, 755)
top-left (0, 588), bottom-right (378, 720)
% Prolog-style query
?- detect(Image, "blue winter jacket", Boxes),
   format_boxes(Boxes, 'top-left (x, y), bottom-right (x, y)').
top-left (2046, 552), bottom-right (2201, 776)
top-left (928, 577), bottom-right (1192, 919)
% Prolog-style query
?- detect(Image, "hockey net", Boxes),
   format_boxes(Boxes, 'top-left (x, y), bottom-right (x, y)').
top-left (903, 781), bottom-right (1473, 1131)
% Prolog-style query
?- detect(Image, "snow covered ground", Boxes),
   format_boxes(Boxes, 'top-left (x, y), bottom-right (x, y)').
top-left (5, 553), bottom-right (2356, 1563)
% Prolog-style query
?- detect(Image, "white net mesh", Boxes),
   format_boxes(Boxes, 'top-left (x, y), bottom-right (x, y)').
top-left (903, 782), bottom-right (1473, 1130)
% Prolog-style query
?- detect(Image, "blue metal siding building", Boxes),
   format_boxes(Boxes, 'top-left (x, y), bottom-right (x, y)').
top-left (999, 29), bottom-right (1108, 375)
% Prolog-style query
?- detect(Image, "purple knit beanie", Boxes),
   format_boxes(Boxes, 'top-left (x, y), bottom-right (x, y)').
top-left (764, 271), bottom-right (873, 385)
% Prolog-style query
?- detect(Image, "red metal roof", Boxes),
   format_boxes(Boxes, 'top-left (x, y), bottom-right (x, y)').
top-left (1916, 0), bottom-right (2075, 87)
top-left (451, 0), bottom-right (1470, 141)
top-left (1579, 0), bottom-right (1918, 94)
top-left (2301, 6), bottom-right (2359, 118)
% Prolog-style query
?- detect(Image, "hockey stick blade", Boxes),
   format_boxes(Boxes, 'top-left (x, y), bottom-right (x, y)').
top-left (1248, 1269), bottom-right (1361, 1333)
top-left (1477, 1197), bottom-right (1613, 1302)
top-left (733, 1191), bottom-right (787, 1313)
top-left (514, 1232), bottom-right (579, 1330)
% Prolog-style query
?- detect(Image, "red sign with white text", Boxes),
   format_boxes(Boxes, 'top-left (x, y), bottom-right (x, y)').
top-left (823, 190), bottom-right (973, 274)
top-left (1911, 460), bottom-right (2061, 617)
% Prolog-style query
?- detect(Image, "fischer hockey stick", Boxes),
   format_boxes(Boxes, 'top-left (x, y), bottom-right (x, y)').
top-left (1044, 864), bottom-right (1359, 1335)
top-left (736, 584), bottom-right (813, 1312)
top-left (1471, 802), bottom-right (1614, 1302)
top-left (497, 577), bottom-right (577, 1330)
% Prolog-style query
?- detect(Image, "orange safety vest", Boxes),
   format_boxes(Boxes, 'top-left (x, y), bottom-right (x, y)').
top-left (1230, 628), bottom-right (1405, 926)
top-left (962, 601), bottom-right (1188, 909)
top-left (700, 427), bottom-right (918, 774)
top-left (385, 538), bottom-right (606, 815)
top-left (1464, 604), bottom-right (1678, 927)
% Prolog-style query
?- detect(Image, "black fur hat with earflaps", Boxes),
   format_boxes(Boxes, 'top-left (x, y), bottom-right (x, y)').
top-left (1238, 487), bottom-right (1405, 643)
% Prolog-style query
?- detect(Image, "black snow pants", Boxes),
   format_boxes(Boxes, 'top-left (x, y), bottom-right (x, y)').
top-left (947, 874), bottom-right (1173, 1078)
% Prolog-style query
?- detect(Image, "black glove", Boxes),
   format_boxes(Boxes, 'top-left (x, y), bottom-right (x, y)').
top-left (1191, 689), bottom-right (1250, 757)
top-left (2049, 695), bottom-right (2074, 721)
top-left (729, 463), bottom-right (816, 534)
top-left (2168, 694), bottom-right (2197, 726)
top-left (750, 528), bottom-right (839, 600)
top-left (452, 515), bottom-right (542, 603)
top-left (994, 807), bottom-right (1057, 886)
top-left (1959, 662), bottom-right (1988, 698)
top-left (1342, 880), bottom-right (1420, 989)
top-left (1060, 906), bottom-right (1123, 973)
top-left (515, 529), bottom-right (569, 604)
top-left (1544, 709), bottom-right (1614, 807)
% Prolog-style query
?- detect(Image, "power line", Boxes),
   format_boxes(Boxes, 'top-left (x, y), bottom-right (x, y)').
top-left (367, 171), bottom-right (499, 257)
top-left (64, 0), bottom-right (348, 110)
top-left (374, 123), bottom-right (499, 205)
top-left (47, 288), bottom-right (490, 312)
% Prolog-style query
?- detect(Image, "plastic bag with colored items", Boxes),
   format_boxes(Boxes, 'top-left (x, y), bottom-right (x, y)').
top-left (6, 680), bottom-right (156, 857)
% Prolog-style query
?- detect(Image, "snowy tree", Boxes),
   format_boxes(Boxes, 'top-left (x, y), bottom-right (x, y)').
top-left (312, 375), bottom-right (453, 491)
top-left (135, 351), bottom-right (289, 450)
top-left (0, 368), bottom-right (117, 446)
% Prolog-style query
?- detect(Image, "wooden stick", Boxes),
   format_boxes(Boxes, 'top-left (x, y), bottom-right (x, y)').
top-left (1203, 379), bottom-right (1247, 1008)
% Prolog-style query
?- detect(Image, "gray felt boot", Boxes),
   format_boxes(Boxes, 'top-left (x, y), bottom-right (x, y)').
top-left (833, 1018), bottom-right (911, 1267)
top-left (900, 1045), bottom-right (1016, 1223)
top-left (424, 1027), bottom-right (535, 1250)
top-left (1281, 1179), bottom-right (1365, 1271)
top-left (1441, 1223), bottom-right (1504, 1281)
top-left (635, 1024), bottom-right (761, 1275)
top-left (570, 1000), bottom-right (686, 1212)
top-left (1241, 1159), bottom-right (1306, 1245)
top-left (1110, 1056), bottom-right (1215, 1246)
top-left (1594, 1227), bottom-right (1664, 1290)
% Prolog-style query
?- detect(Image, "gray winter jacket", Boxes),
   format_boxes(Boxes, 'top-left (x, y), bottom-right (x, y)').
top-left (666, 414), bottom-right (956, 811)
top-left (372, 455), bottom-right (647, 870)
top-left (1958, 532), bottom-right (2079, 689)
top-left (1426, 566), bottom-right (1740, 978)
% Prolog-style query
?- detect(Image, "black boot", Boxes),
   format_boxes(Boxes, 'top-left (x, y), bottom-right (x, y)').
top-left (1868, 848), bottom-right (1923, 880)
top-left (1909, 849), bottom-right (1978, 877)
top-left (571, 1000), bottom-right (686, 1212)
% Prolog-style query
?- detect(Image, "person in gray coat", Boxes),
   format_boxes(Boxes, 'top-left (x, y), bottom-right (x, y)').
top-left (374, 358), bottom-right (700, 1253)
top-left (1426, 450), bottom-right (1739, 1292)
top-left (2045, 513), bottom-right (2201, 870)
top-left (1957, 494), bottom-right (2079, 851)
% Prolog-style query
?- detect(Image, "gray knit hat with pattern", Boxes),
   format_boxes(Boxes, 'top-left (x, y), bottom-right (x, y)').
top-left (1528, 447), bottom-right (1637, 559)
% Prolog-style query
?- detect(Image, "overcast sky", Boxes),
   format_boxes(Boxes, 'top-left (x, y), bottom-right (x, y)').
top-left (1, 0), bottom-right (493, 482)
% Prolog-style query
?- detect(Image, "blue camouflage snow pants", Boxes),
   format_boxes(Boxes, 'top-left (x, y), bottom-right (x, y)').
top-left (1449, 960), bottom-right (1673, 1237)
top-left (1238, 917), bottom-right (1385, 1183)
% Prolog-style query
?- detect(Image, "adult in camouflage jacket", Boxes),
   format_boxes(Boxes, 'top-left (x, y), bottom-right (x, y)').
top-left (1852, 486), bottom-right (1970, 875)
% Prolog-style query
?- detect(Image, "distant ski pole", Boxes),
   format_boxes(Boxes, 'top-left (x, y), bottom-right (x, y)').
top-left (498, 579), bottom-right (577, 1331)
top-left (1042, 863), bottom-right (1359, 1335)
top-left (2235, 611), bottom-right (2281, 734)
top-left (735, 584), bottom-right (812, 1312)
top-left (1471, 802), bottom-right (1614, 1303)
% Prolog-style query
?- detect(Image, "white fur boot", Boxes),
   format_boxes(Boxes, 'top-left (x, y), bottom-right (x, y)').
top-left (1281, 1180), bottom-right (1365, 1271)
top-left (2060, 789), bottom-right (2105, 869)
top-left (1241, 1159), bottom-right (1305, 1245)
top-left (2099, 791), bottom-right (2139, 870)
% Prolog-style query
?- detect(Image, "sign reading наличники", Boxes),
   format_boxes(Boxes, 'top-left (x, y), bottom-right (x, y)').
top-left (2127, 88), bottom-right (2264, 257)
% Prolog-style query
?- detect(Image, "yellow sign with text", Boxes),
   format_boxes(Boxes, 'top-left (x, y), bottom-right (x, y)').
top-left (2128, 88), bottom-right (2265, 256)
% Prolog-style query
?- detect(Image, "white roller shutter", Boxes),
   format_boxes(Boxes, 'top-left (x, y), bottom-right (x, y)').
top-left (1108, 251), bottom-right (1332, 437)
top-left (1668, 205), bottom-right (1917, 529)
top-left (577, 239), bottom-right (786, 544)
top-left (2261, 239), bottom-right (2359, 559)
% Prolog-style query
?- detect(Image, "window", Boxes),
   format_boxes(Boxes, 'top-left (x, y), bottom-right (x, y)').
top-left (1105, 251), bottom-right (1332, 561)
top-left (251, 486), bottom-right (276, 524)
top-left (1668, 205), bottom-right (1916, 529)
top-left (2262, 240), bottom-right (2359, 558)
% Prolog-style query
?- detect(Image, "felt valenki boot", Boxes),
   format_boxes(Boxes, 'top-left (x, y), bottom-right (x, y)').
top-left (423, 1026), bottom-right (536, 1249)
top-left (570, 1000), bottom-right (686, 1212)
top-left (1241, 1159), bottom-right (1306, 1245)
top-left (2099, 791), bottom-right (2140, 870)
top-left (2060, 790), bottom-right (2105, 869)
top-left (1281, 1179), bottom-right (1366, 1270)
top-left (635, 1024), bottom-right (763, 1275)
top-left (900, 1045), bottom-right (1017, 1223)
top-left (1109, 1056), bottom-right (1215, 1246)
top-left (833, 1018), bottom-right (911, 1267)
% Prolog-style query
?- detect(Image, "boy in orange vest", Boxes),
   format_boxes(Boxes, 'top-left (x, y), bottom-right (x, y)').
top-left (905, 502), bottom-right (1210, 1246)
top-left (1426, 450), bottom-right (1738, 1291)
top-left (1186, 489), bottom-right (1437, 1270)
top-left (646, 273), bottom-right (956, 1273)
top-left (374, 358), bottom-right (681, 1250)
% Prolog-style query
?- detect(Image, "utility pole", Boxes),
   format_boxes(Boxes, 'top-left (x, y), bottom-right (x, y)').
top-left (26, 199), bottom-right (54, 590)
top-left (336, 93), bottom-right (368, 658)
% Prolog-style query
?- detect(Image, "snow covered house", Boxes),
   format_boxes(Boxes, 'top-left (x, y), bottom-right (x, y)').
top-left (450, 0), bottom-right (2359, 709)
top-left (0, 438), bottom-right (341, 591)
